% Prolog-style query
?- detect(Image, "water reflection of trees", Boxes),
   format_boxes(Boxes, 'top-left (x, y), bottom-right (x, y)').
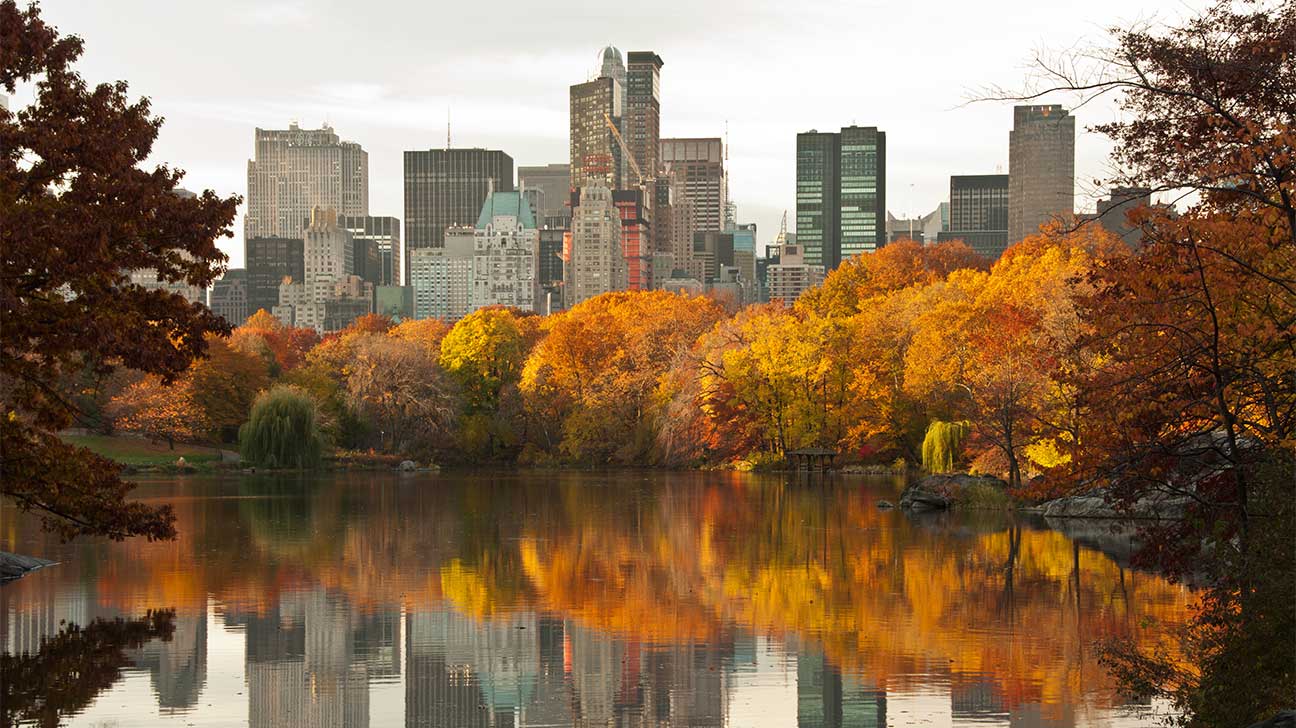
top-left (0, 610), bottom-right (174, 728)
top-left (1, 473), bottom-right (1191, 724)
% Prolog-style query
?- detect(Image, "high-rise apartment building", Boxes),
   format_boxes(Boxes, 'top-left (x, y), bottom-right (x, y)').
top-left (409, 226), bottom-right (474, 321)
top-left (1008, 105), bottom-right (1075, 244)
top-left (209, 269), bottom-right (249, 326)
top-left (538, 222), bottom-right (567, 314)
top-left (567, 182), bottom-right (624, 306)
top-left (767, 242), bottom-right (825, 304)
top-left (661, 138), bottom-right (726, 234)
top-left (246, 236), bottom-right (304, 317)
top-left (342, 216), bottom-right (401, 286)
top-left (472, 192), bottom-right (539, 312)
top-left (570, 77), bottom-right (623, 190)
top-left (403, 148), bottom-right (514, 274)
top-left (625, 52), bottom-right (663, 180)
top-left (795, 126), bottom-right (886, 269)
top-left (245, 123), bottom-right (368, 241)
top-left (518, 164), bottom-right (571, 220)
top-left (938, 174), bottom-right (1009, 259)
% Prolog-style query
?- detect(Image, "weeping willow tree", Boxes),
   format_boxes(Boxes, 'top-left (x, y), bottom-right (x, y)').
top-left (922, 420), bottom-right (970, 473)
top-left (239, 386), bottom-right (323, 469)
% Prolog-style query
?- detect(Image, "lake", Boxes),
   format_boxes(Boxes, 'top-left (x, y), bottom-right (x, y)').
top-left (0, 470), bottom-right (1191, 727)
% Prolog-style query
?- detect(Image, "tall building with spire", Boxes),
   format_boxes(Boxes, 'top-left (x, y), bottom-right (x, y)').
top-left (245, 123), bottom-right (368, 241)
top-left (1008, 105), bottom-right (1075, 244)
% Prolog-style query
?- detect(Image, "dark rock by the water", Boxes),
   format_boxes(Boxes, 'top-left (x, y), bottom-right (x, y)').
top-left (1248, 710), bottom-right (1296, 728)
top-left (0, 551), bottom-right (55, 582)
top-left (899, 473), bottom-right (1007, 511)
top-left (876, 500), bottom-right (895, 510)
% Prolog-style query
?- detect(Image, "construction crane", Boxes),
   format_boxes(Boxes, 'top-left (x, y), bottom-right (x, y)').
top-left (603, 112), bottom-right (647, 187)
top-left (775, 210), bottom-right (789, 246)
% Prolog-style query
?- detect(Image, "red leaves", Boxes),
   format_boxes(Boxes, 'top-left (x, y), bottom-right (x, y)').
top-left (1, 2), bottom-right (235, 541)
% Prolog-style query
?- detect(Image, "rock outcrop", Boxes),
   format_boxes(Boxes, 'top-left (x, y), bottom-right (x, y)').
top-left (1036, 488), bottom-right (1190, 520)
top-left (899, 474), bottom-right (1008, 511)
top-left (0, 551), bottom-right (55, 582)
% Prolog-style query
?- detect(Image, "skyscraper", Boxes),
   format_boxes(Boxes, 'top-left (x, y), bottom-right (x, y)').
top-left (570, 77), bottom-right (623, 190)
top-left (795, 131), bottom-right (839, 268)
top-left (625, 52), bottom-right (663, 180)
top-left (342, 216), bottom-right (401, 286)
top-left (660, 138), bottom-right (726, 234)
top-left (1008, 105), bottom-right (1075, 244)
top-left (518, 164), bottom-right (572, 220)
top-left (245, 123), bottom-right (368, 241)
top-left (472, 191), bottom-right (539, 312)
top-left (838, 126), bottom-right (887, 261)
top-left (403, 148), bottom-right (514, 277)
top-left (614, 190), bottom-right (652, 291)
top-left (796, 126), bottom-right (886, 269)
top-left (939, 174), bottom-right (1009, 259)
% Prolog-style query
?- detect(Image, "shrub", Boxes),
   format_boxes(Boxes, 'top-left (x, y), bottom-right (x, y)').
top-left (239, 386), bottom-right (323, 469)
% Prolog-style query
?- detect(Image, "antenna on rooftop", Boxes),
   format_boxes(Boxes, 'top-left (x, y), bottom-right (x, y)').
top-left (446, 107), bottom-right (451, 150)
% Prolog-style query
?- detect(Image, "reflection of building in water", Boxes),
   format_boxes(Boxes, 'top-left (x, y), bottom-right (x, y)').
top-left (2, 580), bottom-right (92, 656)
top-left (950, 675), bottom-right (1008, 722)
top-left (128, 607), bottom-right (208, 711)
top-left (528, 617), bottom-right (574, 726)
top-left (352, 609), bottom-right (401, 679)
top-left (644, 642), bottom-right (729, 726)
top-left (405, 606), bottom-right (540, 727)
top-left (797, 647), bottom-right (886, 728)
top-left (235, 589), bottom-right (370, 728)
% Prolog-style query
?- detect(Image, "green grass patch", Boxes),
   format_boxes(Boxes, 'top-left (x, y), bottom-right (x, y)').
top-left (61, 434), bottom-right (222, 466)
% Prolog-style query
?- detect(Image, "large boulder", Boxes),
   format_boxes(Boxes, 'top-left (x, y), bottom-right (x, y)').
top-left (899, 474), bottom-right (1008, 511)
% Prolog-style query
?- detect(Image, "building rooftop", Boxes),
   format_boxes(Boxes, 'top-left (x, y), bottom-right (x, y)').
top-left (476, 192), bottom-right (537, 230)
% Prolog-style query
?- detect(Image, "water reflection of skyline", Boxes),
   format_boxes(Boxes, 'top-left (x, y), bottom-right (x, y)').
top-left (0, 472), bottom-right (1188, 727)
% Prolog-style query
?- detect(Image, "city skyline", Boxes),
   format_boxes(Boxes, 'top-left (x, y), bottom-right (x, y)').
top-left (22, 0), bottom-right (1207, 270)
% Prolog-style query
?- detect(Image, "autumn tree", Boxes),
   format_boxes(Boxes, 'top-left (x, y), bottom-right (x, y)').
top-left (997, 2), bottom-right (1296, 722)
top-left (346, 334), bottom-right (453, 456)
top-left (106, 375), bottom-right (206, 450)
top-left (796, 239), bottom-right (987, 318)
top-left (522, 291), bottom-right (724, 463)
top-left (439, 308), bottom-right (534, 458)
top-left (188, 334), bottom-right (270, 442)
top-left (0, 2), bottom-right (237, 539)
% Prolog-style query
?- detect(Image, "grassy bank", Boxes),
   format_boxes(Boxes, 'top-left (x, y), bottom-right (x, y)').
top-left (61, 434), bottom-right (225, 470)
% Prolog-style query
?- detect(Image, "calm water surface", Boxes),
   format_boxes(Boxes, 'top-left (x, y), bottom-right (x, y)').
top-left (1, 471), bottom-right (1191, 727)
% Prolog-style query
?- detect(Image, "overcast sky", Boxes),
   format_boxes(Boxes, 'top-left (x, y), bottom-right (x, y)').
top-left (33, 0), bottom-right (1205, 269)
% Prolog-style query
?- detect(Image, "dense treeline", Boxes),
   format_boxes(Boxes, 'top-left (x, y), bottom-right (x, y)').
top-left (93, 234), bottom-right (1104, 481)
